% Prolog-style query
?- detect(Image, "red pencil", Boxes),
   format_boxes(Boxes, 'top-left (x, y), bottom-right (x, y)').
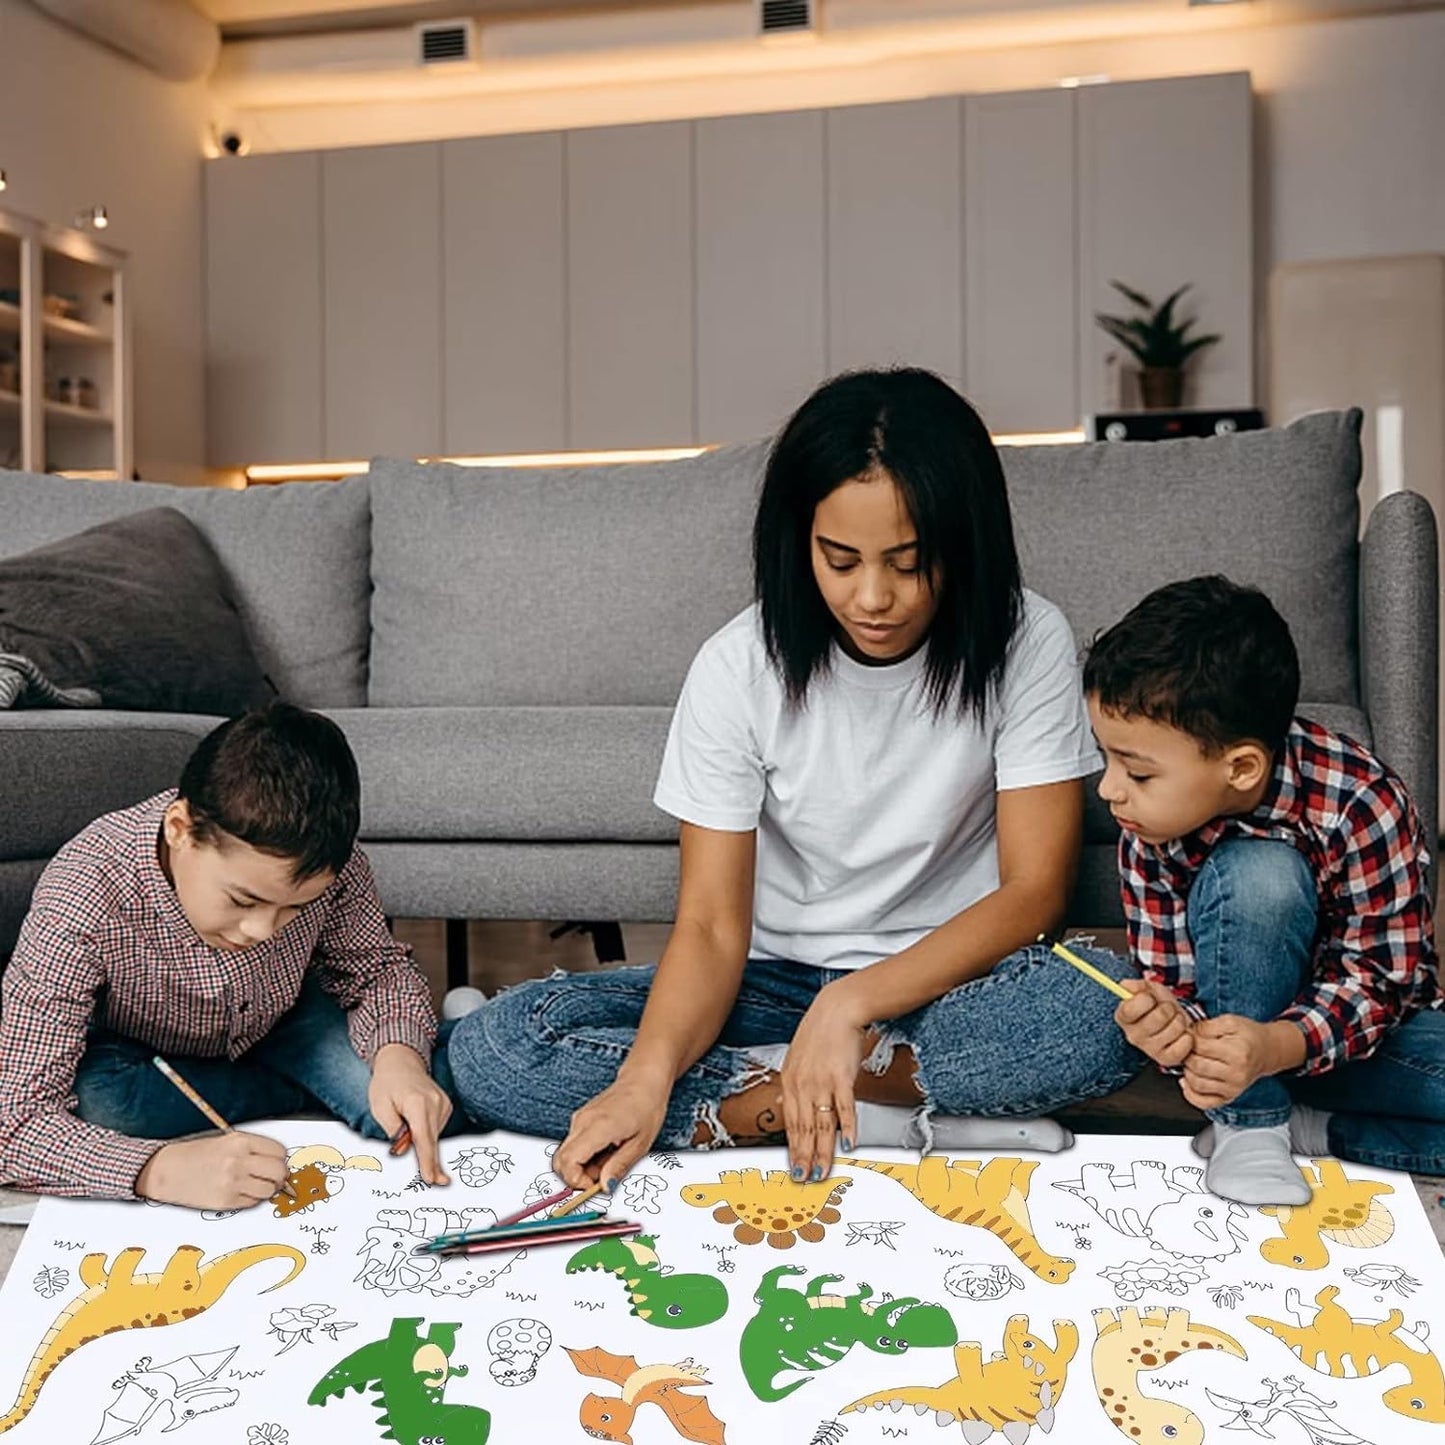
top-left (442, 1219), bottom-right (641, 1258)
top-left (491, 1184), bottom-right (575, 1230)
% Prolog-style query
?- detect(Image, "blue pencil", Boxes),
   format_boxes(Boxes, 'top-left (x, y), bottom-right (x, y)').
top-left (414, 1209), bottom-right (610, 1255)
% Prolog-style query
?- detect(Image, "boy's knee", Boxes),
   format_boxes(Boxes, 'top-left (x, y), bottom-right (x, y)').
top-left (1197, 839), bottom-right (1316, 929)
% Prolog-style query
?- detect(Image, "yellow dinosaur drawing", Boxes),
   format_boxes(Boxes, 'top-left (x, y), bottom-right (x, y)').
top-left (840, 1157), bottom-right (1074, 1284)
top-left (0, 1242), bottom-right (305, 1435)
top-left (1248, 1285), bottom-right (1445, 1422)
top-left (1091, 1305), bottom-right (1246, 1445)
top-left (1257, 1159), bottom-right (1395, 1270)
top-left (840, 1313), bottom-right (1078, 1442)
top-left (681, 1169), bottom-right (851, 1248)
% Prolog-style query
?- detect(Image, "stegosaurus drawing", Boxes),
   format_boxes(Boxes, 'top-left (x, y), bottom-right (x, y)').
top-left (681, 1169), bottom-right (851, 1248)
top-left (1257, 1160), bottom-right (1395, 1270)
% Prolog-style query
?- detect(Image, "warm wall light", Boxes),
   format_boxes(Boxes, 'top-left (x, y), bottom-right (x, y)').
top-left (0, 170), bottom-right (7, 192)
top-left (74, 204), bottom-right (108, 230)
top-left (993, 429), bottom-right (1087, 446)
top-left (246, 445), bottom-right (711, 483)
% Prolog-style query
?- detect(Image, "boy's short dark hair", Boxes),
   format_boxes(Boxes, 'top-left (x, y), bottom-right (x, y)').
top-left (178, 702), bottom-right (361, 880)
top-left (1082, 575), bottom-right (1300, 754)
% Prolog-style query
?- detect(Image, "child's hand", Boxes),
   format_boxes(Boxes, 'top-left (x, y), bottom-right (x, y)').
top-left (1113, 979), bottom-right (1195, 1068)
top-left (135, 1131), bottom-right (290, 1210)
top-left (1180, 1015), bottom-right (1275, 1110)
top-left (370, 1044), bottom-right (453, 1185)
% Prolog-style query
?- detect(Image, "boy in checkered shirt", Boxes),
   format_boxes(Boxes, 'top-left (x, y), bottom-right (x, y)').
top-left (0, 703), bottom-right (474, 1209)
top-left (1083, 575), bottom-right (1442, 1206)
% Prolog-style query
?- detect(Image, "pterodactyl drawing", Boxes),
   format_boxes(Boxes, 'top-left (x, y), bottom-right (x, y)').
top-left (1206, 1375), bottom-right (1374, 1445)
top-left (91, 1348), bottom-right (240, 1443)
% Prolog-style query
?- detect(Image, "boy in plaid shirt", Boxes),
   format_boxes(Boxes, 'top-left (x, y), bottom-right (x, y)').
top-left (0, 703), bottom-right (472, 1209)
top-left (1084, 576), bottom-right (1441, 1205)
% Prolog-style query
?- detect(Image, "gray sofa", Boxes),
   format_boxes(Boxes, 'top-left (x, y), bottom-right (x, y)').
top-left (0, 409), bottom-right (1437, 984)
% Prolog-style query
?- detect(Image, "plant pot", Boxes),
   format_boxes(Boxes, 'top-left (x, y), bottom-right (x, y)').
top-left (1138, 366), bottom-right (1184, 410)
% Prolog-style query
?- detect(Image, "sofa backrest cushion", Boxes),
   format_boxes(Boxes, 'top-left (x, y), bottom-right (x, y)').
top-left (0, 470), bottom-right (371, 707)
top-left (1003, 409), bottom-right (1363, 708)
top-left (368, 441), bottom-right (768, 706)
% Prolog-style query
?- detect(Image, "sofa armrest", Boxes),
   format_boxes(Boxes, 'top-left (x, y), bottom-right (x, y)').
top-left (1359, 489), bottom-right (1439, 860)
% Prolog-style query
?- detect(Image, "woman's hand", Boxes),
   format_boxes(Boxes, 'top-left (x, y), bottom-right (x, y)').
top-left (552, 1068), bottom-right (671, 1193)
top-left (779, 980), bottom-right (870, 1183)
top-left (369, 1043), bottom-right (453, 1185)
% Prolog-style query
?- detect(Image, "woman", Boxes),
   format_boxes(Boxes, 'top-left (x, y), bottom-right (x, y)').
top-left (449, 369), bottom-right (1141, 1188)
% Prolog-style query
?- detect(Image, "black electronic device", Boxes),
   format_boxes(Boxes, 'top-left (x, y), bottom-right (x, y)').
top-left (1088, 407), bottom-right (1266, 442)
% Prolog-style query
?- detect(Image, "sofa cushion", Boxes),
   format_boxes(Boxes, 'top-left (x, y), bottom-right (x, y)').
top-left (1004, 409), bottom-right (1363, 708)
top-left (367, 441), bottom-right (768, 706)
top-left (329, 706), bottom-right (676, 842)
top-left (0, 469), bottom-right (371, 707)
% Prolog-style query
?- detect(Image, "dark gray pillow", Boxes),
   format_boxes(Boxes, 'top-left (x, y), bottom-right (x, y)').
top-left (0, 507), bottom-right (274, 714)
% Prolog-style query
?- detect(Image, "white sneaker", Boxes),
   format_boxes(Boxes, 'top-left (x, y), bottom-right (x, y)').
top-left (441, 986), bottom-right (488, 1020)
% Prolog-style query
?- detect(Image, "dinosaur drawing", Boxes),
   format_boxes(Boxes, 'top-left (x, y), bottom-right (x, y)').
top-left (354, 1207), bottom-right (520, 1298)
top-left (565, 1346), bottom-right (726, 1445)
top-left (1051, 1160), bottom-right (1247, 1260)
top-left (566, 1233), bottom-right (729, 1329)
top-left (739, 1264), bottom-right (957, 1401)
top-left (840, 1156), bottom-right (1074, 1283)
top-left (1091, 1305), bottom-right (1246, 1445)
top-left (1205, 1374), bottom-right (1373, 1444)
top-left (0, 1243), bottom-right (304, 1435)
top-left (1256, 1160), bottom-right (1395, 1270)
top-left (308, 1315), bottom-right (492, 1444)
top-left (1247, 1285), bottom-right (1445, 1422)
top-left (840, 1314), bottom-right (1078, 1443)
top-left (91, 1347), bottom-right (239, 1443)
top-left (681, 1168), bottom-right (851, 1248)
top-left (270, 1144), bottom-right (382, 1218)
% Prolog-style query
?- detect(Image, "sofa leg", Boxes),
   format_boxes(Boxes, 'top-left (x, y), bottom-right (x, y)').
top-left (445, 918), bottom-right (470, 991)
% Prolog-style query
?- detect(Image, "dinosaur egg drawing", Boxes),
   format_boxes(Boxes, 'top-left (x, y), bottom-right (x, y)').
top-left (487, 1317), bottom-right (553, 1385)
top-left (451, 1146), bottom-right (515, 1190)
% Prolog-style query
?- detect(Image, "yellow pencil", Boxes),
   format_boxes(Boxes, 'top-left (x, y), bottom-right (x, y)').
top-left (1041, 935), bottom-right (1134, 1002)
top-left (550, 1180), bottom-right (607, 1218)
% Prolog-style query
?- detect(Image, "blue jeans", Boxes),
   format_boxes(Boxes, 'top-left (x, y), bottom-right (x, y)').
top-left (1189, 837), bottom-right (1445, 1172)
top-left (447, 944), bottom-right (1145, 1146)
top-left (73, 972), bottom-right (471, 1141)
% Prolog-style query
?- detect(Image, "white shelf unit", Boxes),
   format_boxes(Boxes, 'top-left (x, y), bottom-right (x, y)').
top-left (0, 206), bottom-right (131, 478)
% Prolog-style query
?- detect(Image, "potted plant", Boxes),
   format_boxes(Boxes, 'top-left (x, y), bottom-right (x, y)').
top-left (1094, 281), bottom-right (1221, 410)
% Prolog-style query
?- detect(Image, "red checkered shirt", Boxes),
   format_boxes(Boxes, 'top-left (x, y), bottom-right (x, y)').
top-left (1121, 717), bottom-right (1440, 1075)
top-left (0, 791), bottom-right (436, 1199)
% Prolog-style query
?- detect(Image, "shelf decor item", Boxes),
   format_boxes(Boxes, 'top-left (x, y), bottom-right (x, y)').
top-left (1094, 280), bottom-right (1221, 410)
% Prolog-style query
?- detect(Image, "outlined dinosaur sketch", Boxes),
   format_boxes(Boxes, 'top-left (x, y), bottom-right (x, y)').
top-left (942, 1263), bottom-right (1025, 1302)
top-left (354, 1207), bottom-right (520, 1299)
top-left (1247, 1285), bottom-right (1445, 1421)
top-left (1205, 1375), bottom-right (1375, 1444)
top-left (1052, 1161), bottom-right (1247, 1260)
top-left (1258, 1162), bottom-right (1396, 1270)
top-left (842, 1157), bottom-right (1075, 1284)
top-left (0, 1243), bottom-right (304, 1435)
top-left (681, 1169), bottom-right (851, 1248)
top-left (309, 1315), bottom-right (492, 1444)
top-left (566, 1234), bottom-right (729, 1329)
top-left (267, 1303), bottom-right (356, 1354)
top-left (1098, 1258), bottom-right (1210, 1301)
top-left (91, 1347), bottom-right (239, 1443)
top-left (840, 1314), bottom-right (1078, 1441)
top-left (1091, 1305), bottom-right (1246, 1444)
top-left (739, 1265), bottom-right (957, 1401)
top-left (485, 1318), bottom-right (552, 1385)
top-left (565, 1347), bottom-right (727, 1445)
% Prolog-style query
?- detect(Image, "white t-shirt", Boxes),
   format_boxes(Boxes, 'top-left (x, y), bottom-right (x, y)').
top-left (653, 591), bottom-right (1100, 971)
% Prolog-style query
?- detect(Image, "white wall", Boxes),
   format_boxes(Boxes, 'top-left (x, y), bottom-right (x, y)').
top-left (0, 0), bottom-right (211, 481)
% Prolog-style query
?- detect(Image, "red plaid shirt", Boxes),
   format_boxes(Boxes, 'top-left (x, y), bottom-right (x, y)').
top-left (0, 791), bottom-right (436, 1199)
top-left (1121, 718), bottom-right (1439, 1075)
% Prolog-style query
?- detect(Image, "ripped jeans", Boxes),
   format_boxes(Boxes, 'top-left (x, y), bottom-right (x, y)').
top-left (446, 944), bottom-right (1144, 1147)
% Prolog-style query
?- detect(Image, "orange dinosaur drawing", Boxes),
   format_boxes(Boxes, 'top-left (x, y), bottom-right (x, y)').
top-left (0, 1242), bottom-right (305, 1434)
top-left (1257, 1159), bottom-right (1395, 1270)
top-left (565, 1347), bottom-right (726, 1444)
top-left (840, 1156), bottom-right (1074, 1283)
top-left (680, 1168), bottom-right (850, 1248)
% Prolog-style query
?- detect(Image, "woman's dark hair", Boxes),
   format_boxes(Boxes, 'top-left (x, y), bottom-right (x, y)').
top-left (753, 368), bottom-right (1023, 718)
top-left (178, 702), bottom-right (361, 880)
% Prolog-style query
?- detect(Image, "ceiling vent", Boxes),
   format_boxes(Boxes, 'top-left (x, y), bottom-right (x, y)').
top-left (757, 0), bottom-right (815, 37)
top-left (416, 19), bottom-right (475, 66)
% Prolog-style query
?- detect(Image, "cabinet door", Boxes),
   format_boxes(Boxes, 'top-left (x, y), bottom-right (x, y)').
top-left (323, 143), bottom-right (442, 459)
top-left (205, 153), bottom-right (323, 467)
top-left (964, 90), bottom-right (1078, 435)
top-left (826, 97), bottom-right (964, 384)
top-left (567, 122), bottom-right (694, 450)
top-left (443, 133), bottom-right (566, 456)
top-left (1078, 73), bottom-right (1253, 415)
top-left (696, 110), bottom-right (826, 445)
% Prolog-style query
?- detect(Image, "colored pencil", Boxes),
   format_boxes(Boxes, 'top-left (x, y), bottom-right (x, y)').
top-left (550, 1180), bottom-right (606, 1218)
top-left (444, 1219), bottom-right (641, 1258)
top-left (1041, 935), bottom-right (1134, 1002)
top-left (388, 1124), bottom-right (412, 1157)
top-left (492, 1184), bottom-right (575, 1230)
top-left (414, 1209), bottom-right (610, 1255)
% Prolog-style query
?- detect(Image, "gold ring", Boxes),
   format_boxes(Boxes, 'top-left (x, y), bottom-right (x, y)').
top-left (814, 1103), bottom-right (835, 1114)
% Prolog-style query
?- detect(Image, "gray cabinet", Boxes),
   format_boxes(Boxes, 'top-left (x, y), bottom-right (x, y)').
top-left (205, 153), bottom-right (322, 467)
top-left (323, 143), bottom-right (443, 459)
top-left (696, 110), bottom-right (826, 444)
top-left (443, 133), bottom-right (566, 456)
top-left (566, 122), bottom-right (695, 450)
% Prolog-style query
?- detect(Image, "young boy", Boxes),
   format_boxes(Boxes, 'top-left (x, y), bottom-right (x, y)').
top-left (0, 703), bottom-right (476, 1210)
top-left (1083, 575), bottom-right (1442, 1205)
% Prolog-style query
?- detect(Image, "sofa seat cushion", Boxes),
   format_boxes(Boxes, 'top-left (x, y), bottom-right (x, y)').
top-left (328, 707), bottom-right (677, 842)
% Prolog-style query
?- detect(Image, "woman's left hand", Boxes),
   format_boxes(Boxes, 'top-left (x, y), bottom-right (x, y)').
top-left (779, 981), bottom-right (870, 1183)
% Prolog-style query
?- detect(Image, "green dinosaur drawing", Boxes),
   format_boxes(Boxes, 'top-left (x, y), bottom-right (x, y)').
top-left (0, 1243), bottom-right (304, 1435)
top-left (308, 1316), bottom-right (492, 1445)
top-left (566, 1233), bottom-right (729, 1330)
top-left (740, 1265), bottom-right (958, 1401)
